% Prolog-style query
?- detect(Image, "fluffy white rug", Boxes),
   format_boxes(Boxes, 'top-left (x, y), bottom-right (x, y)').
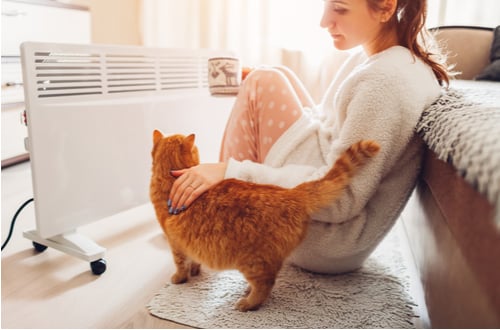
top-left (147, 228), bottom-right (417, 328)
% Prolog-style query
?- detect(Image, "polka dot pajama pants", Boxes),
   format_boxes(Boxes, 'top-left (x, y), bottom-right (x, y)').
top-left (220, 66), bottom-right (315, 163)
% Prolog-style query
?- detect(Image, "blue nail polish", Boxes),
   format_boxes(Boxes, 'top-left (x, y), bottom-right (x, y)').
top-left (169, 207), bottom-right (174, 214)
top-left (181, 205), bottom-right (186, 211)
top-left (167, 199), bottom-right (172, 207)
top-left (174, 208), bottom-right (180, 215)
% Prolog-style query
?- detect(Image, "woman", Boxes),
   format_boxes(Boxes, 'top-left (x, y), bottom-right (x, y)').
top-left (168, 0), bottom-right (449, 273)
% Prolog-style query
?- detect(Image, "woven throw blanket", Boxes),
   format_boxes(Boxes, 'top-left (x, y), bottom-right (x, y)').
top-left (416, 81), bottom-right (500, 227)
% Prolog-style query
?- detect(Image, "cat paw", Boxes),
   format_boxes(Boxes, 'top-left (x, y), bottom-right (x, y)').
top-left (171, 273), bottom-right (188, 284)
top-left (236, 298), bottom-right (261, 312)
top-left (190, 263), bottom-right (201, 277)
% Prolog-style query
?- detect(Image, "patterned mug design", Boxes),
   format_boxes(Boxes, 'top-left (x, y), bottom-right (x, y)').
top-left (208, 57), bottom-right (242, 95)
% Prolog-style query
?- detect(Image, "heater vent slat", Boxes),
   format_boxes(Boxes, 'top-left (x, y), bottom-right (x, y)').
top-left (26, 44), bottom-right (223, 99)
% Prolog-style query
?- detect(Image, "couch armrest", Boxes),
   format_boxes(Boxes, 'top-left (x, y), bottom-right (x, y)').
top-left (431, 26), bottom-right (494, 80)
top-left (401, 148), bottom-right (500, 328)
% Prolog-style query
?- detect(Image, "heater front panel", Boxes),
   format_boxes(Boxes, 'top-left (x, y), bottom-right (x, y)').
top-left (21, 42), bottom-right (235, 238)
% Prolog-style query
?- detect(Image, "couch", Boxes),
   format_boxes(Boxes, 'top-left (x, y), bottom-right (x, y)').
top-left (401, 25), bottom-right (500, 328)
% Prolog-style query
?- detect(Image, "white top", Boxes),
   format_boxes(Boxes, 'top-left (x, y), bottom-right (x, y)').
top-left (225, 46), bottom-right (442, 273)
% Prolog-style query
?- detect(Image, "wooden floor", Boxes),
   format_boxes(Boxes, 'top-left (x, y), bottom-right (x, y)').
top-left (1, 161), bottom-right (430, 328)
top-left (1, 161), bottom-right (190, 328)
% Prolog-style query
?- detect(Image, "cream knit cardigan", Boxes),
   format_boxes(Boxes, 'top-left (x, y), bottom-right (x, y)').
top-left (225, 46), bottom-right (442, 274)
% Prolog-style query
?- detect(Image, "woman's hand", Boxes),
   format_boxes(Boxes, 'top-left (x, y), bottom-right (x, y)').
top-left (168, 163), bottom-right (227, 214)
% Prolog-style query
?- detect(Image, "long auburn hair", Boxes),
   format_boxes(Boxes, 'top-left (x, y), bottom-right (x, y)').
top-left (367, 0), bottom-right (451, 86)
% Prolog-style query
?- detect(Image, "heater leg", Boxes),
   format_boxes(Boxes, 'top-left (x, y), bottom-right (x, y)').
top-left (23, 229), bottom-right (107, 275)
top-left (90, 259), bottom-right (107, 275)
top-left (32, 241), bottom-right (48, 252)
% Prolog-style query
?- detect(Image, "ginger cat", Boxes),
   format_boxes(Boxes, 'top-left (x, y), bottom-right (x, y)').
top-left (150, 130), bottom-right (380, 312)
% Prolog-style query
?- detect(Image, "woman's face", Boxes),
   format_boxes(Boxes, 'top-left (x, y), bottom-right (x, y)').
top-left (320, 0), bottom-right (389, 55)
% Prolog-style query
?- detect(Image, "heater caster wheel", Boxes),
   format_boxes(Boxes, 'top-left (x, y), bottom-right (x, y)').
top-left (90, 258), bottom-right (107, 275)
top-left (32, 241), bottom-right (48, 253)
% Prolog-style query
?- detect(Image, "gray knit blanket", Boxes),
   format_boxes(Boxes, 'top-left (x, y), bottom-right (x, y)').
top-left (416, 80), bottom-right (500, 228)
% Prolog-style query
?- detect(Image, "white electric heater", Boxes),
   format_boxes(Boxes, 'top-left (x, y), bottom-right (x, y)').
top-left (20, 42), bottom-right (235, 274)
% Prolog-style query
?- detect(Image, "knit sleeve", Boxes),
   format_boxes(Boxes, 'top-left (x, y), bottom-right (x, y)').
top-left (225, 157), bottom-right (324, 189)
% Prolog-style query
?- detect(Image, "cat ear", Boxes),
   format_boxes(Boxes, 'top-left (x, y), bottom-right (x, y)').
top-left (183, 134), bottom-right (196, 150)
top-left (153, 129), bottom-right (163, 144)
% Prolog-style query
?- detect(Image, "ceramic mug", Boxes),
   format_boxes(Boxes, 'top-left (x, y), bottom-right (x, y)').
top-left (208, 57), bottom-right (242, 95)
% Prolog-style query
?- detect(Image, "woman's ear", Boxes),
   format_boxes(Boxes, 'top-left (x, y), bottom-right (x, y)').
top-left (380, 0), bottom-right (397, 22)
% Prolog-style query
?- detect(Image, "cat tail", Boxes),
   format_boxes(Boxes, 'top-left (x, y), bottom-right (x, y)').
top-left (292, 140), bottom-right (380, 216)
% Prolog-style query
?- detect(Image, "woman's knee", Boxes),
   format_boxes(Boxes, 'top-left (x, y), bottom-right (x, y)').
top-left (272, 65), bottom-right (297, 79)
top-left (244, 66), bottom-right (313, 109)
top-left (245, 66), bottom-right (290, 86)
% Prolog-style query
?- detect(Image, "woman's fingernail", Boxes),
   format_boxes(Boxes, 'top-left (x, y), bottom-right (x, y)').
top-left (167, 199), bottom-right (172, 207)
top-left (169, 207), bottom-right (174, 214)
top-left (181, 205), bottom-right (186, 211)
top-left (174, 208), bottom-right (180, 215)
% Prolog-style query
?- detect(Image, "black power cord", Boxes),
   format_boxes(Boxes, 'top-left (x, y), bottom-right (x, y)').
top-left (1, 198), bottom-right (34, 251)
